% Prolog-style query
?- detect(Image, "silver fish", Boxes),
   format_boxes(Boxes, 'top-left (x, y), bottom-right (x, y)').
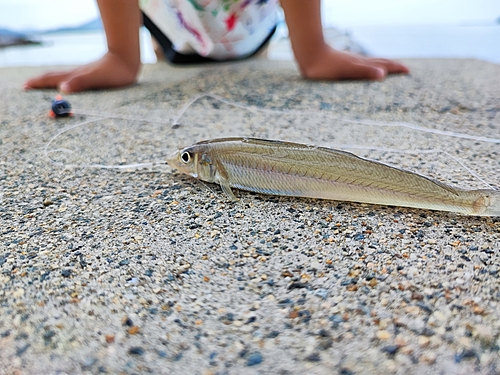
top-left (167, 137), bottom-right (500, 216)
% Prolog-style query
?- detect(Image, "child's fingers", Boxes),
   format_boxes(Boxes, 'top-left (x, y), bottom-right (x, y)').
top-left (59, 73), bottom-right (96, 93)
top-left (24, 71), bottom-right (71, 89)
top-left (336, 63), bottom-right (386, 81)
top-left (59, 68), bottom-right (134, 93)
top-left (370, 58), bottom-right (410, 74)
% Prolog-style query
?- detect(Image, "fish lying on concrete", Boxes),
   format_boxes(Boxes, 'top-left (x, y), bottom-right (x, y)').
top-left (167, 137), bottom-right (500, 216)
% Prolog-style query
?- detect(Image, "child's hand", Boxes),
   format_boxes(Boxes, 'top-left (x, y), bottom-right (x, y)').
top-left (297, 45), bottom-right (409, 81)
top-left (281, 0), bottom-right (409, 82)
top-left (24, 52), bottom-right (140, 93)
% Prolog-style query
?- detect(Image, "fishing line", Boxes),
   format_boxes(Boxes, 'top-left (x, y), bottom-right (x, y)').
top-left (172, 93), bottom-right (500, 144)
top-left (44, 92), bottom-right (498, 188)
top-left (171, 94), bottom-right (497, 188)
top-left (337, 145), bottom-right (495, 189)
top-left (44, 116), bottom-right (168, 170)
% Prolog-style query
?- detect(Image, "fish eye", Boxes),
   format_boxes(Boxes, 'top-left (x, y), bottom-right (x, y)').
top-left (180, 151), bottom-right (191, 164)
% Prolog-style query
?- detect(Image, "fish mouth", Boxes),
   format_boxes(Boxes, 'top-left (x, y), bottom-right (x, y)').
top-left (165, 150), bottom-right (198, 178)
top-left (166, 150), bottom-right (182, 171)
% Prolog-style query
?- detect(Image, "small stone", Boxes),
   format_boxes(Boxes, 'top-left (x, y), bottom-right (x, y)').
top-left (418, 336), bottom-right (430, 347)
top-left (177, 263), bottom-right (191, 273)
top-left (405, 305), bottom-right (420, 315)
top-left (457, 337), bottom-right (472, 348)
top-left (420, 351), bottom-right (437, 364)
top-left (376, 330), bottom-right (391, 340)
top-left (118, 259), bottom-right (129, 266)
top-left (399, 345), bottom-right (414, 355)
top-left (473, 325), bottom-right (494, 347)
top-left (105, 334), bottom-right (115, 344)
top-left (305, 352), bottom-right (321, 362)
top-left (61, 269), bottom-right (72, 278)
top-left (421, 327), bottom-right (435, 337)
top-left (383, 359), bottom-right (397, 372)
top-left (411, 292), bottom-right (424, 301)
top-left (353, 233), bottom-right (365, 241)
top-left (266, 330), bottom-right (280, 338)
top-left (246, 351), bottom-right (263, 366)
top-left (455, 349), bottom-right (478, 362)
top-left (394, 334), bottom-right (409, 347)
top-left (379, 318), bottom-right (391, 330)
top-left (13, 288), bottom-right (24, 298)
top-left (339, 368), bottom-right (354, 375)
top-left (16, 343), bottom-right (30, 356)
top-left (128, 326), bottom-right (140, 335)
top-left (43, 330), bottom-right (56, 344)
top-left (381, 345), bottom-right (399, 356)
top-left (429, 336), bottom-right (443, 348)
top-left (156, 349), bottom-right (167, 358)
top-left (432, 310), bottom-right (447, 322)
top-left (43, 199), bottom-right (53, 207)
top-left (128, 347), bottom-right (144, 355)
top-left (81, 356), bottom-right (97, 369)
top-left (317, 336), bottom-right (333, 350)
top-left (313, 288), bottom-right (328, 299)
top-left (122, 316), bottom-right (134, 326)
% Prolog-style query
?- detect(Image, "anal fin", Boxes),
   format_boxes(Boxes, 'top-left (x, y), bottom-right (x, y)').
top-left (220, 182), bottom-right (238, 201)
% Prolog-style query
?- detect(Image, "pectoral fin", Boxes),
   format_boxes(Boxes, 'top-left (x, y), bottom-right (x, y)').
top-left (215, 160), bottom-right (238, 201)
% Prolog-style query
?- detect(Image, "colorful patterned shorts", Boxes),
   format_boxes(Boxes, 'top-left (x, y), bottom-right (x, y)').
top-left (140, 0), bottom-right (279, 64)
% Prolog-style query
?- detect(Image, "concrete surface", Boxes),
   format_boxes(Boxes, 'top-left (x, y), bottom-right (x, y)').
top-left (0, 58), bottom-right (499, 374)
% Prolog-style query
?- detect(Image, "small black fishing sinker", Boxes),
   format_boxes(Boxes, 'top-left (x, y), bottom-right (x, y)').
top-left (50, 95), bottom-right (72, 118)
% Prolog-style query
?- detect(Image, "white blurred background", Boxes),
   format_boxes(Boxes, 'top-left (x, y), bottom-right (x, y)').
top-left (0, 0), bottom-right (499, 66)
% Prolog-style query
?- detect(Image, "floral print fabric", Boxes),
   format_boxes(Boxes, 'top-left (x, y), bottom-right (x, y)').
top-left (140, 0), bottom-right (278, 59)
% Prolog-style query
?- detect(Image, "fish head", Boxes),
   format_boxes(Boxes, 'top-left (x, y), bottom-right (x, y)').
top-left (166, 145), bottom-right (216, 183)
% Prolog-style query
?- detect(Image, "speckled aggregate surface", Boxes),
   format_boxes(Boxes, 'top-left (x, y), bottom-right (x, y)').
top-left (1, 59), bottom-right (499, 375)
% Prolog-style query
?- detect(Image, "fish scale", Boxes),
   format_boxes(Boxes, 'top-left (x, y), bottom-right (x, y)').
top-left (167, 137), bottom-right (500, 216)
top-left (219, 151), bottom-right (452, 203)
